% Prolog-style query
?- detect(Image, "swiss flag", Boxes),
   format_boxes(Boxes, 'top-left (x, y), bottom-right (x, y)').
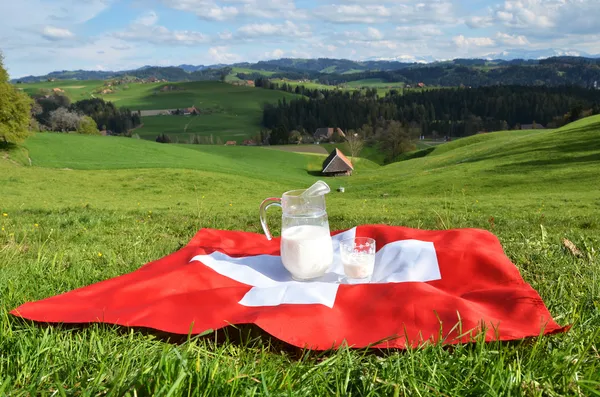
top-left (10, 225), bottom-right (568, 349)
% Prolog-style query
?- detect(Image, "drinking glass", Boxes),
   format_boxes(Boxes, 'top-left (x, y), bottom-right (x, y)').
top-left (340, 237), bottom-right (376, 283)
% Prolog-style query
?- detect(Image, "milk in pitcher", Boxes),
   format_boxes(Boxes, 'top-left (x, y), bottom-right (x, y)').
top-left (280, 225), bottom-right (333, 280)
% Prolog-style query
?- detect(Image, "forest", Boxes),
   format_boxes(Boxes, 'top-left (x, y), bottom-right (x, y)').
top-left (262, 85), bottom-right (600, 140)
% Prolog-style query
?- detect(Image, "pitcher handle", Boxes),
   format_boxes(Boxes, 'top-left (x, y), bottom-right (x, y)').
top-left (259, 198), bottom-right (282, 240)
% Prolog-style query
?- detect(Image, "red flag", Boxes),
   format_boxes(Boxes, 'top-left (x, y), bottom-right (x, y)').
top-left (10, 225), bottom-right (568, 349)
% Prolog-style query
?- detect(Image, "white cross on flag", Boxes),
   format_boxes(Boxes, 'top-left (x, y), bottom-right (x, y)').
top-left (11, 225), bottom-right (567, 349)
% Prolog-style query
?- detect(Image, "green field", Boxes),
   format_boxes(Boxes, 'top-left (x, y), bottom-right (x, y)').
top-left (131, 82), bottom-right (298, 142)
top-left (18, 80), bottom-right (103, 102)
top-left (1, 116), bottom-right (599, 395)
top-left (20, 81), bottom-right (299, 142)
top-left (344, 79), bottom-right (405, 89)
top-left (230, 67), bottom-right (275, 77)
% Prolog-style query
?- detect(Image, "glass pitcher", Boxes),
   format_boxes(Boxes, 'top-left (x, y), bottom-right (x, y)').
top-left (259, 184), bottom-right (333, 281)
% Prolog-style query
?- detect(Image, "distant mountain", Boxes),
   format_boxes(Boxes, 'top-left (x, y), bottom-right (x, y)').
top-left (485, 48), bottom-right (597, 61)
top-left (11, 54), bottom-right (600, 89)
top-left (13, 66), bottom-right (230, 84)
top-left (176, 64), bottom-right (207, 72)
top-left (364, 55), bottom-right (437, 64)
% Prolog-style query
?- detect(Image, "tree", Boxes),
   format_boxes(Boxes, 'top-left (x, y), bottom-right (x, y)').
top-left (345, 129), bottom-right (364, 159)
top-left (77, 116), bottom-right (100, 135)
top-left (49, 107), bottom-right (82, 132)
top-left (331, 129), bottom-right (345, 143)
top-left (289, 130), bottom-right (302, 144)
top-left (376, 120), bottom-right (415, 163)
top-left (0, 52), bottom-right (32, 144)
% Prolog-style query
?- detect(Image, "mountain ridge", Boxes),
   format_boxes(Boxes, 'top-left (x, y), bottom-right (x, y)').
top-left (11, 54), bottom-right (600, 88)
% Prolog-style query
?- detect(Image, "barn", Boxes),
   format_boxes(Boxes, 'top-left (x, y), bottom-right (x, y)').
top-left (321, 148), bottom-right (354, 177)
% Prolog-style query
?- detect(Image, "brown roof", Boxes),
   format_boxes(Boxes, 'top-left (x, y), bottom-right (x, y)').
top-left (314, 127), bottom-right (345, 140)
top-left (322, 148), bottom-right (354, 174)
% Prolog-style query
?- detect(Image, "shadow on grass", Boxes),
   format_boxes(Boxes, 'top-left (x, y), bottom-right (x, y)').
top-left (496, 152), bottom-right (600, 172)
top-left (459, 123), bottom-right (600, 166)
top-left (9, 316), bottom-right (570, 360)
top-left (0, 141), bottom-right (17, 151)
top-left (306, 170), bottom-right (323, 177)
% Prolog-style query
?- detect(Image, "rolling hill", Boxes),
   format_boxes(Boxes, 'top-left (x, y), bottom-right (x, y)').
top-left (20, 80), bottom-right (300, 142)
top-left (1, 115), bottom-right (599, 395)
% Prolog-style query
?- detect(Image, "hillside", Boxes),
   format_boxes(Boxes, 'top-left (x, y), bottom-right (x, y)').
top-left (20, 81), bottom-right (300, 143)
top-left (12, 115), bottom-right (600, 201)
top-left (1, 116), bottom-right (599, 395)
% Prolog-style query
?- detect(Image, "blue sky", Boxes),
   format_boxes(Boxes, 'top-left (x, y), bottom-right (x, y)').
top-left (2, 0), bottom-right (600, 78)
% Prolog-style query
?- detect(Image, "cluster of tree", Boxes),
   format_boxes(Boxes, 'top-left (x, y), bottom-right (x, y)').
top-left (43, 107), bottom-right (99, 135)
top-left (262, 85), bottom-right (600, 142)
top-left (0, 53), bottom-right (32, 144)
top-left (31, 93), bottom-right (140, 135)
top-left (70, 98), bottom-right (141, 134)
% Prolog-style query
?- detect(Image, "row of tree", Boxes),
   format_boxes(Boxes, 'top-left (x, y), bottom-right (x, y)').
top-left (262, 85), bottom-right (600, 141)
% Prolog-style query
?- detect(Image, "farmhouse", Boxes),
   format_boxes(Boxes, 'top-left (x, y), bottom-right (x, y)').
top-left (521, 123), bottom-right (546, 130)
top-left (322, 148), bottom-right (354, 177)
top-left (182, 106), bottom-right (199, 115)
top-left (314, 127), bottom-right (345, 142)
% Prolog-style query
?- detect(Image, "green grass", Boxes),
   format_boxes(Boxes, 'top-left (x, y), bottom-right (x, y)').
top-left (99, 81), bottom-right (298, 112)
top-left (113, 81), bottom-right (299, 142)
top-left (344, 79), bottom-right (405, 89)
top-left (231, 67), bottom-right (275, 77)
top-left (321, 142), bottom-right (387, 165)
top-left (21, 81), bottom-right (299, 142)
top-left (18, 80), bottom-right (104, 102)
top-left (1, 116), bottom-right (599, 395)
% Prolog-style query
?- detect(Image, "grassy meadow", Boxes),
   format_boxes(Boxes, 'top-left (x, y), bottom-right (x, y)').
top-left (1, 115), bottom-right (599, 395)
top-left (18, 80), bottom-right (103, 102)
top-left (21, 80), bottom-right (299, 143)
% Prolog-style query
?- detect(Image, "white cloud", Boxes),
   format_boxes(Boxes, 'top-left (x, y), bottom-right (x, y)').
top-left (453, 35), bottom-right (496, 48)
top-left (114, 12), bottom-right (210, 45)
top-left (395, 26), bottom-right (443, 40)
top-left (367, 27), bottom-right (383, 40)
top-left (466, 16), bottom-right (494, 29)
top-left (495, 32), bottom-right (529, 46)
top-left (41, 26), bottom-right (74, 41)
top-left (208, 46), bottom-right (240, 63)
top-left (159, 0), bottom-right (238, 21)
top-left (134, 11), bottom-right (159, 27)
top-left (115, 26), bottom-right (209, 45)
top-left (264, 48), bottom-right (284, 59)
top-left (219, 31), bottom-right (233, 40)
top-left (468, 0), bottom-right (600, 36)
top-left (317, 5), bottom-right (392, 23)
top-left (204, 6), bottom-right (239, 21)
top-left (237, 21), bottom-right (310, 38)
top-left (316, 1), bottom-right (456, 25)
top-left (160, 0), bottom-right (304, 20)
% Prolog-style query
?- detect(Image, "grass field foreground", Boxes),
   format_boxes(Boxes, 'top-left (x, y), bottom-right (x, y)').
top-left (0, 116), bottom-right (599, 395)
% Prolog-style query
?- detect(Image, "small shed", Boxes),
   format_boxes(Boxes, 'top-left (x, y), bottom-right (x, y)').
top-left (322, 148), bottom-right (354, 177)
